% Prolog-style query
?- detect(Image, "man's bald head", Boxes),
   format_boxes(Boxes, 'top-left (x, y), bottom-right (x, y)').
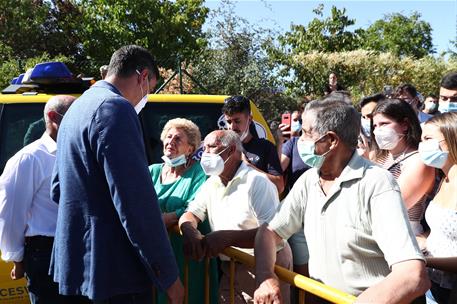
top-left (44, 95), bottom-right (76, 125)
top-left (204, 130), bottom-right (243, 153)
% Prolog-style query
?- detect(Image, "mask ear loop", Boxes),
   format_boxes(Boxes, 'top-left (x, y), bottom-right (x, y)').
top-left (315, 133), bottom-right (333, 157)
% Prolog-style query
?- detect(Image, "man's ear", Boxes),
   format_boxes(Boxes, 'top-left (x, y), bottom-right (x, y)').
top-left (327, 131), bottom-right (339, 149)
top-left (47, 111), bottom-right (60, 124)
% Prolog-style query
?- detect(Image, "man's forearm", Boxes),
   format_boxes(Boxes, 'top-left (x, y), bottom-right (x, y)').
top-left (426, 257), bottom-right (457, 273)
top-left (267, 174), bottom-right (284, 194)
top-left (178, 212), bottom-right (199, 231)
top-left (225, 228), bottom-right (258, 248)
top-left (255, 224), bottom-right (282, 285)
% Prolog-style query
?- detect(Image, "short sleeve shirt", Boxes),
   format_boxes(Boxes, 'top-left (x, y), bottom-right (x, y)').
top-left (268, 152), bottom-right (424, 295)
top-left (243, 137), bottom-right (282, 176)
top-left (187, 162), bottom-right (279, 258)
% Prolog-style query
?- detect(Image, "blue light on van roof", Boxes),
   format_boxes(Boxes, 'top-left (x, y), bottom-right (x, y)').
top-left (28, 62), bottom-right (73, 83)
top-left (10, 77), bottom-right (18, 84)
top-left (16, 73), bottom-right (25, 84)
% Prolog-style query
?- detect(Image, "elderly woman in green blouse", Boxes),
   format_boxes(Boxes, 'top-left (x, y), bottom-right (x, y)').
top-left (149, 117), bottom-right (217, 304)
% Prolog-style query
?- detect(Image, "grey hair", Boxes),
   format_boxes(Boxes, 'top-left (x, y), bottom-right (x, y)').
top-left (43, 95), bottom-right (76, 124)
top-left (219, 130), bottom-right (243, 152)
top-left (160, 118), bottom-right (201, 152)
top-left (322, 91), bottom-right (352, 105)
top-left (305, 99), bottom-right (360, 149)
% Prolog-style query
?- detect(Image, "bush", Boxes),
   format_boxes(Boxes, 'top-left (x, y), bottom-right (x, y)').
top-left (282, 50), bottom-right (457, 102)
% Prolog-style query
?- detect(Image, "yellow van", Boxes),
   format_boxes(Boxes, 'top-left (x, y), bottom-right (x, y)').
top-left (0, 63), bottom-right (274, 303)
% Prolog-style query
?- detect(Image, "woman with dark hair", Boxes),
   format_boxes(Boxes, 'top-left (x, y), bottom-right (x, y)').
top-left (372, 99), bottom-right (435, 235)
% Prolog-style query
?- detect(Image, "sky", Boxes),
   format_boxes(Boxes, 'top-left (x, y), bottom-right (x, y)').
top-left (204, 0), bottom-right (457, 54)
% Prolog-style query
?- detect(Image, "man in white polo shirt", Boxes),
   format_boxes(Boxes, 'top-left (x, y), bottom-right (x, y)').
top-left (253, 99), bottom-right (430, 304)
top-left (179, 130), bottom-right (291, 304)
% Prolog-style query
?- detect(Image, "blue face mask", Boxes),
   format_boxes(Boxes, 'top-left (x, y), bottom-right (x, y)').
top-left (291, 120), bottom-right (302, 133)
top-left (418, 139), bottom-right (448, 169)
top-left (162, 154), bottom-right (187, 167)
top-left (438, 102), bottom-right (457, 113)
top-left (296, 134), bottom-right (331, 169)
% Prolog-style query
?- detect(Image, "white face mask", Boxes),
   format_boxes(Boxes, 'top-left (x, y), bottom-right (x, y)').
top-left (373, 126), bottom-right (403, 150)
top-left (135, 70), bottom-right (149, 114)
top-left (424, 102), bottom-right (438, 112)
top-left (162, 154), bottom-right (187, 168)
top-left (239, 121), bottom-right (250, 141)
top-left (200, 147), bottom-right (230, 176)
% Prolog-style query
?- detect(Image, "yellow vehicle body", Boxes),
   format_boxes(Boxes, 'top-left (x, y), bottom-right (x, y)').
top-left (0, 91), bottom-right (274, 302)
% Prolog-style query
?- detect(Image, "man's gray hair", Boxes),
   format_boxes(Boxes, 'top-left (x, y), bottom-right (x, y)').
top-left (44, 95), bottom-right (76, 124)
top-left (219, 130), bottom-right (243, 152)
top-left (305, 99), bottom-right (360, 149)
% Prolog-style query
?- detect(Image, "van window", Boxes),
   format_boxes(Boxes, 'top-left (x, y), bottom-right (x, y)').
top-left (0, 104), bottom-right (45, 173)
top-left (0, 101), bottom-right (226, 173)
top-left (141, 102), bottom-right (223, 165)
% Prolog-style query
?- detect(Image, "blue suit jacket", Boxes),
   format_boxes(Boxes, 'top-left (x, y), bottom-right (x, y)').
top-left (50, 81), bottom-right (178, 300)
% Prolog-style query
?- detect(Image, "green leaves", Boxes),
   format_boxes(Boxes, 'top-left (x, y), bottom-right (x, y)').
top-left (0, 0), bottom-right (208, 78)
top-left (360, 12), bottom-right (434, 58)
top-left (277, 50), bottom-right (457, 102)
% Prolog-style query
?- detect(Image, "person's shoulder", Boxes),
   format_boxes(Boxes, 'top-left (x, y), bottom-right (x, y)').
top-left (294, 166), bottom-right (316, 184)
top-left (245, 165), bottom-right (276, 188)
top-left (360, 157), bottom-right (399, 190)
top-left (285, 136), bottom-right (298, 147)
top-left (189, 161), bottom-right (205, 176)
top-left (2, 142), bottom-right (42, 172)
top-left (94, 95), bottom-right (135, 124)
top-left (149, 163), bottom-right (163, 175)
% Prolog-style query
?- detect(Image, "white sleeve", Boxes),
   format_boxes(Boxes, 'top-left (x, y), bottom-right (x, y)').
top-left (249, 175), bottom-right (280, 225)
top-left (0, 153), bottom-right (37, 262)
top-left (268, 173), bottom-right (306, 240)
top-left (186, 179), bottom-right (210, 222)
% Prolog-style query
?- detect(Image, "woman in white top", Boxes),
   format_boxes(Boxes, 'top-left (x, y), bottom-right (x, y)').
top-left (417, 112), bottom-right (457, 304)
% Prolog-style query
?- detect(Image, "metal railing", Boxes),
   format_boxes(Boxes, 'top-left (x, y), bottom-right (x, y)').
top-left (169, 226), bottom-right (356, 304)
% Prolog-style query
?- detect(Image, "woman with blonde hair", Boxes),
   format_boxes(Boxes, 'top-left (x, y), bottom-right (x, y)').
top-left (417, 112), bottom-right (457, 304)
top-left (149, 118), bottom-right (217, 303)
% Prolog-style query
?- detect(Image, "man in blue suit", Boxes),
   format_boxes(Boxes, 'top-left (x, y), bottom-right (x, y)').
top-left (50, 45), bottom-right (183, 304)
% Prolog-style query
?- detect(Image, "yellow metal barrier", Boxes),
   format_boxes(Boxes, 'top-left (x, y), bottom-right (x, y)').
top-left (172, 226), bottom-right (356, 304)
top-left (222, 247), bottom-right (356, 304)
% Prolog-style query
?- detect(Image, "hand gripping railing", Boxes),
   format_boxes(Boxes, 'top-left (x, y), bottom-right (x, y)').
top-left (169, 225), bottom-right (356, 304)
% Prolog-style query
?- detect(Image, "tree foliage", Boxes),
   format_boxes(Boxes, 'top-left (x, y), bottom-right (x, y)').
top-left (78, 0), bottom-right (208, 71)
top-left (0, 53), bottom-right (72, 89)
top-left (268, 4), bottom-right (435, 74)
top-left (281, 50), bottom-right (457, 102)
top-left (0, 0), bottom-right (209, 76)
top-left (190, 0), bottom-right (298, 122)
top-left (0, 0), bottom-right (81, 60)
top-left (274, 5), bottom-right (361, 55)
top-left (361, 12), bottom-right (434, 58)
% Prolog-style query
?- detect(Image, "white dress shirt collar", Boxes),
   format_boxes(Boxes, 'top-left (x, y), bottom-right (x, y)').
top-left (40, 132), bottom-right (57, 154)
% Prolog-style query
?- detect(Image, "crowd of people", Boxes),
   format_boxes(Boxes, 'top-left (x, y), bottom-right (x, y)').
top-left (0, 44), bottom-right (456, 304)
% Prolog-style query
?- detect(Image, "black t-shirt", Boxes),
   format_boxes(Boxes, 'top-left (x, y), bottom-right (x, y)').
top-left (243, 137), bottom-right (283, 176)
